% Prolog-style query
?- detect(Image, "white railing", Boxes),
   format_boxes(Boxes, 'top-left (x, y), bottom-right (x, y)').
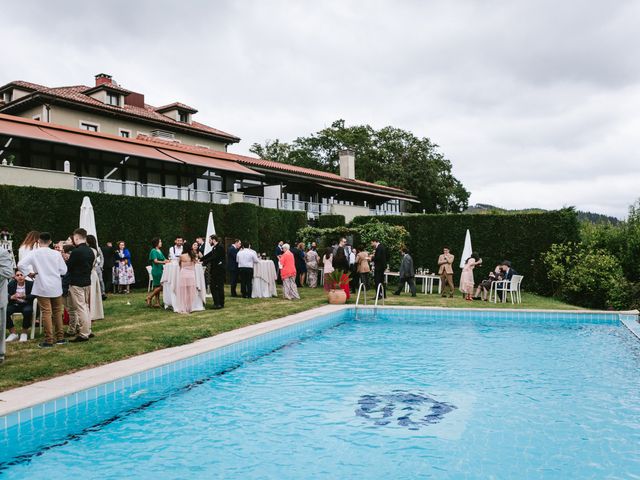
top-left (75, 176), bottom-right (396, 217)
top-left (354, 282), bottom-right (367, 320)
top-left (374, 283), bottom-right (385, 307)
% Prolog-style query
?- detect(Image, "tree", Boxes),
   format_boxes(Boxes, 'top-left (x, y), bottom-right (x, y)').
top-left (250, 120), bottom-right (469, 213)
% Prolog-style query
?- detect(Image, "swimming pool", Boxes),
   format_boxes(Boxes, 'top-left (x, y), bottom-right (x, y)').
top-left (1, 307), bottom-right (639, 479)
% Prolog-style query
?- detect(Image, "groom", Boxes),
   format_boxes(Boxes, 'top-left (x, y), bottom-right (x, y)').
top-left (202, 235), bottom-right (225, 309)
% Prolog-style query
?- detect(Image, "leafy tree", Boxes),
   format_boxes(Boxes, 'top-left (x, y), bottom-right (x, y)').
top-left (250, 120), bottom-right (469, 213)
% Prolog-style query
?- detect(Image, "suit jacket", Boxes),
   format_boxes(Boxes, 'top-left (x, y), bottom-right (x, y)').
top-left (437, 254), bottom-right (455, 275)
top-left (202, 243), bottom-right (225, 275)
top-left (399, 254), bottom-right (415, 279)
top-left (503, 268), bottom-right (517, 281)
top-left (372, 244), bottom-right (387, 270)
top-left (7, 280), bottom-right (35, 306)
top-left (227, 245), bottom-right (239, 272)
top-left (0, 249), bottom-right (14, 308)
top-left (102, 245), bottom-right (115, 269)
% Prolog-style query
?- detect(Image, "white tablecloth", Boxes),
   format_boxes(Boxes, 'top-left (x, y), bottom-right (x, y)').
top-left (252, 260), bottom-right (277, 298)
top-left (384, 272), bottom-right (441, 294)
top-left (161, 262), bottom-right (207, 311)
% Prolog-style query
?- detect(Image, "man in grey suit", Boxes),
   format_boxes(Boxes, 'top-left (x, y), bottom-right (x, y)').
top-left (393, 247), bottom-right (416, 297)
top-left (0, 248), bottom-right (16, 363)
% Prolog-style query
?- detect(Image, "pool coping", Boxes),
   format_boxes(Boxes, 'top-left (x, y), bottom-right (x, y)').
top-left (0, 305), bottom-right (637, 418)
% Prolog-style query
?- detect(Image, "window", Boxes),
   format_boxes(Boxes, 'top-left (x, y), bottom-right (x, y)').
top-left (178, 111), bottom-right (189, 123)
top-left (2, 91), bottom-right (11, 103)
top-left (106, 92), bottom-right (120, 106)
top-left (80, 122), bottom-right (99, 132)
top-left (119, 129), bottom-right (131, 138)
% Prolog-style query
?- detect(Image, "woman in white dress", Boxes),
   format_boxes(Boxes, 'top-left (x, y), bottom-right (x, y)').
top-left (87, 235), bottom-right (104, 320)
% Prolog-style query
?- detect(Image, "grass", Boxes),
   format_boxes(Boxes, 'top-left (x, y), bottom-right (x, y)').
top-left (0, 285), bottom-right (580, 392)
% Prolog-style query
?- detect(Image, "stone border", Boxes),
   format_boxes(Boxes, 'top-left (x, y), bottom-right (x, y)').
top-left (0, 305), bottom-right (636, 418)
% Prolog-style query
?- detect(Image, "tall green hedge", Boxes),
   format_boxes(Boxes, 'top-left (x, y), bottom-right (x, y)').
top-left (0, 185), bottom-right (307, 284)
top-left (352, 209), bottom-right (580, 294)
top-left (318, 214), bottom-right (345, 228)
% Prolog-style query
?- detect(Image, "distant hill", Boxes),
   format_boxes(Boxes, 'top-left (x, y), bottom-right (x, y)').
top-left (464, 204), bottom-right (620, 225)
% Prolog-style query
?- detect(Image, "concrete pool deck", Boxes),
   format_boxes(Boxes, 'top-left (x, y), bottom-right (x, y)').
top-left (0, 305), bottom-right (637, 420)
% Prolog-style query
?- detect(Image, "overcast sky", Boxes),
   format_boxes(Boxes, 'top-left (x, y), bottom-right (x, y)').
top-left (3, 0), bottom-right (639, 218)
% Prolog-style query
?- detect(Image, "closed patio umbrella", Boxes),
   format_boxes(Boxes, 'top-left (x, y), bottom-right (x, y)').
top-left (460, 229), bottom-right (472, 268)
top-left (204, 211), bottom-right (216, 256)
top-left (79, 196), bottom-right (98, 243)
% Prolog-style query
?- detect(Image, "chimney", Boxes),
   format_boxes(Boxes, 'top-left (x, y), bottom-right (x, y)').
top-left (338, 149), bottom-right (355, 180)
top-left (95, 73), bottom-right (113, 86)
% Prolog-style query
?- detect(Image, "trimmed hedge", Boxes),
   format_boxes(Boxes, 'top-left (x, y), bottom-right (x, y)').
top-left (351, 209), bottom-right (580, 294)
top-left (0, 185), bottom-right (307, 284)
top-left (318, 214), bottom-right (345, 228)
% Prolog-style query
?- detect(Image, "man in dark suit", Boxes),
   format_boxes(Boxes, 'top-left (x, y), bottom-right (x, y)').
top-left (393, 247), bottom-right (416, 296)
top-left (499, 260), bottom-right (518, 301)
top-left (4, 269), bottom-right (35, 343)
top-left (101, 241), bottom-right (115, 295)
top-left (202, 235), bottom-right (225, 309)
top-left (370, 238), bottom-right (387, 299)
top-left (273, 240), bottom-right (284, 283)
top-left (227, 239), bottom-right (241, 297)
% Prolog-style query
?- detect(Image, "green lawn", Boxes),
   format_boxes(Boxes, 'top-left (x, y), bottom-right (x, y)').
top-left (1, 286), bottom-right (580, 392)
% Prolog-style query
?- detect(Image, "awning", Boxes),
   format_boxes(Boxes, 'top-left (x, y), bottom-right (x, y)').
top-left (0, 116), bottom-right (179, 163)
top-left (157, 148), bottom-right (263, 176)
top-left (319, 183), bottom-right (420, 203)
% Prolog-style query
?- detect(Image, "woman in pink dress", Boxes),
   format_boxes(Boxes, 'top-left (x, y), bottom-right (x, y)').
top-left (175, 246), bottom-right (198, 314)
top-left (460, 252), bottom-right (482, 301)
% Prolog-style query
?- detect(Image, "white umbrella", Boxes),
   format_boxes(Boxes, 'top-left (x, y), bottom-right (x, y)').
top-left (79, 196), bottom-right (98, 243)
top-left (459, 229), bottom-right (472, 268)
top-left (203, 210), bottom-right (216, 255)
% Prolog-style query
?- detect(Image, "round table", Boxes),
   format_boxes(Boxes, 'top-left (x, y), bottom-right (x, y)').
top-left (161, 262), bottom-right (207, 311)
top-left (252, 260), bottom-right (277, 298)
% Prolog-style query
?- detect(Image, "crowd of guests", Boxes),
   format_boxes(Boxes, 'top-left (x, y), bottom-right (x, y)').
top-left (2, 229), bottom-right (102, 348)
top-left (2, 228), bottom-right (521, 349)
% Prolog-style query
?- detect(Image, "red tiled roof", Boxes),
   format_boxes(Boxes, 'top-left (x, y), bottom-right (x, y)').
top-left (81, 83), bottom-right (132, 95)
top-left (155, 102), bottom-right (197, 113)
top-left (0, 81), bottom-right (239, 142)
top-left (0, 113), bottom-right (414, 200)
top-left (134, 135), bottom-right (413, 197)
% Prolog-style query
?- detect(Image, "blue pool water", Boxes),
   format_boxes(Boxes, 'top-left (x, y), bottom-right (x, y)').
top-left (2, 309), bottom-right (640, 479)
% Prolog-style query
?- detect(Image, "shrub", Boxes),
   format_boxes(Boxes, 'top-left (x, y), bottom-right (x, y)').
top-left (318, 214), bottom-right (346, 228)
top-left (542, 242), bottom-right (631, 309)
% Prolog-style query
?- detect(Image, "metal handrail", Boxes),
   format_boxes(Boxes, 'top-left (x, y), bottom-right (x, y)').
top-left (374, 283), bottom-right (385, 307)
top-left (354, 283), bottom-right (367, 319)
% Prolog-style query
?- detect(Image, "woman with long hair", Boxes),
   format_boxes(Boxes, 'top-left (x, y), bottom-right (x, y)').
top-left (86, 235), bottom-right (104, 320)
top-left (18, 230), bottom-right (40, 279)
top-left (460, 252), bottom-right (482, 301)
top-left (174, 241), bottom-right (198, 313)
top-left (147, 238), bottom-right (169, 307)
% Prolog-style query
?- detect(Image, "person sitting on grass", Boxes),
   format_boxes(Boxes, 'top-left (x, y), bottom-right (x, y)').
top-left (5, 269), bottom-right (34, 343)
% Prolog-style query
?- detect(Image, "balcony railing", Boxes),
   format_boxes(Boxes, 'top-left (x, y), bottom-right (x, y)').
top-left (74, 177), bottom-right (352, 216)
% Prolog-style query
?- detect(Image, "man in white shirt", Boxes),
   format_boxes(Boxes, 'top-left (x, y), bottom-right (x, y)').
top-left (236, 242), bottom-right (259, 298)
top-left (18, 232), bottom-right (67, 348)
top-left (168, 236), bottom-right (184, 260)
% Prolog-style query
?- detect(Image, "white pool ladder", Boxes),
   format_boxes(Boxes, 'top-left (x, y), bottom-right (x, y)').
top-left (374, 283), bottom-right (385, 307)
top-left (354, 283), bottom-right (367, 319)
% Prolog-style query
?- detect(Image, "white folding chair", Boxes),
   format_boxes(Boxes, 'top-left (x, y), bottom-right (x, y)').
top-left (30, 297), bottom-right (43, 340)
top-left (146, 265), bottom-right (153, 292)
top-left (493, 275), bottom-right (524, 304)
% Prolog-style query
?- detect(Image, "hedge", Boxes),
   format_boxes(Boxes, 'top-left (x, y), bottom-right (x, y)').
top-left (0, 185), bottom-right (307, 284)
top-left (318, 214), bottom-right (345, 228)
top-left (351, 209), bottom-right (580, 294)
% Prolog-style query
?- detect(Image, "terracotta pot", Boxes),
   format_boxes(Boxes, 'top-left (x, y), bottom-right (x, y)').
top-left (327, 289), bottom-right (347, 304)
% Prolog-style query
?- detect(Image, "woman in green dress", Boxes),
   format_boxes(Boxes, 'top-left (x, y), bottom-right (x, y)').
top-left (147, 237), bottom-right (169, 307)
